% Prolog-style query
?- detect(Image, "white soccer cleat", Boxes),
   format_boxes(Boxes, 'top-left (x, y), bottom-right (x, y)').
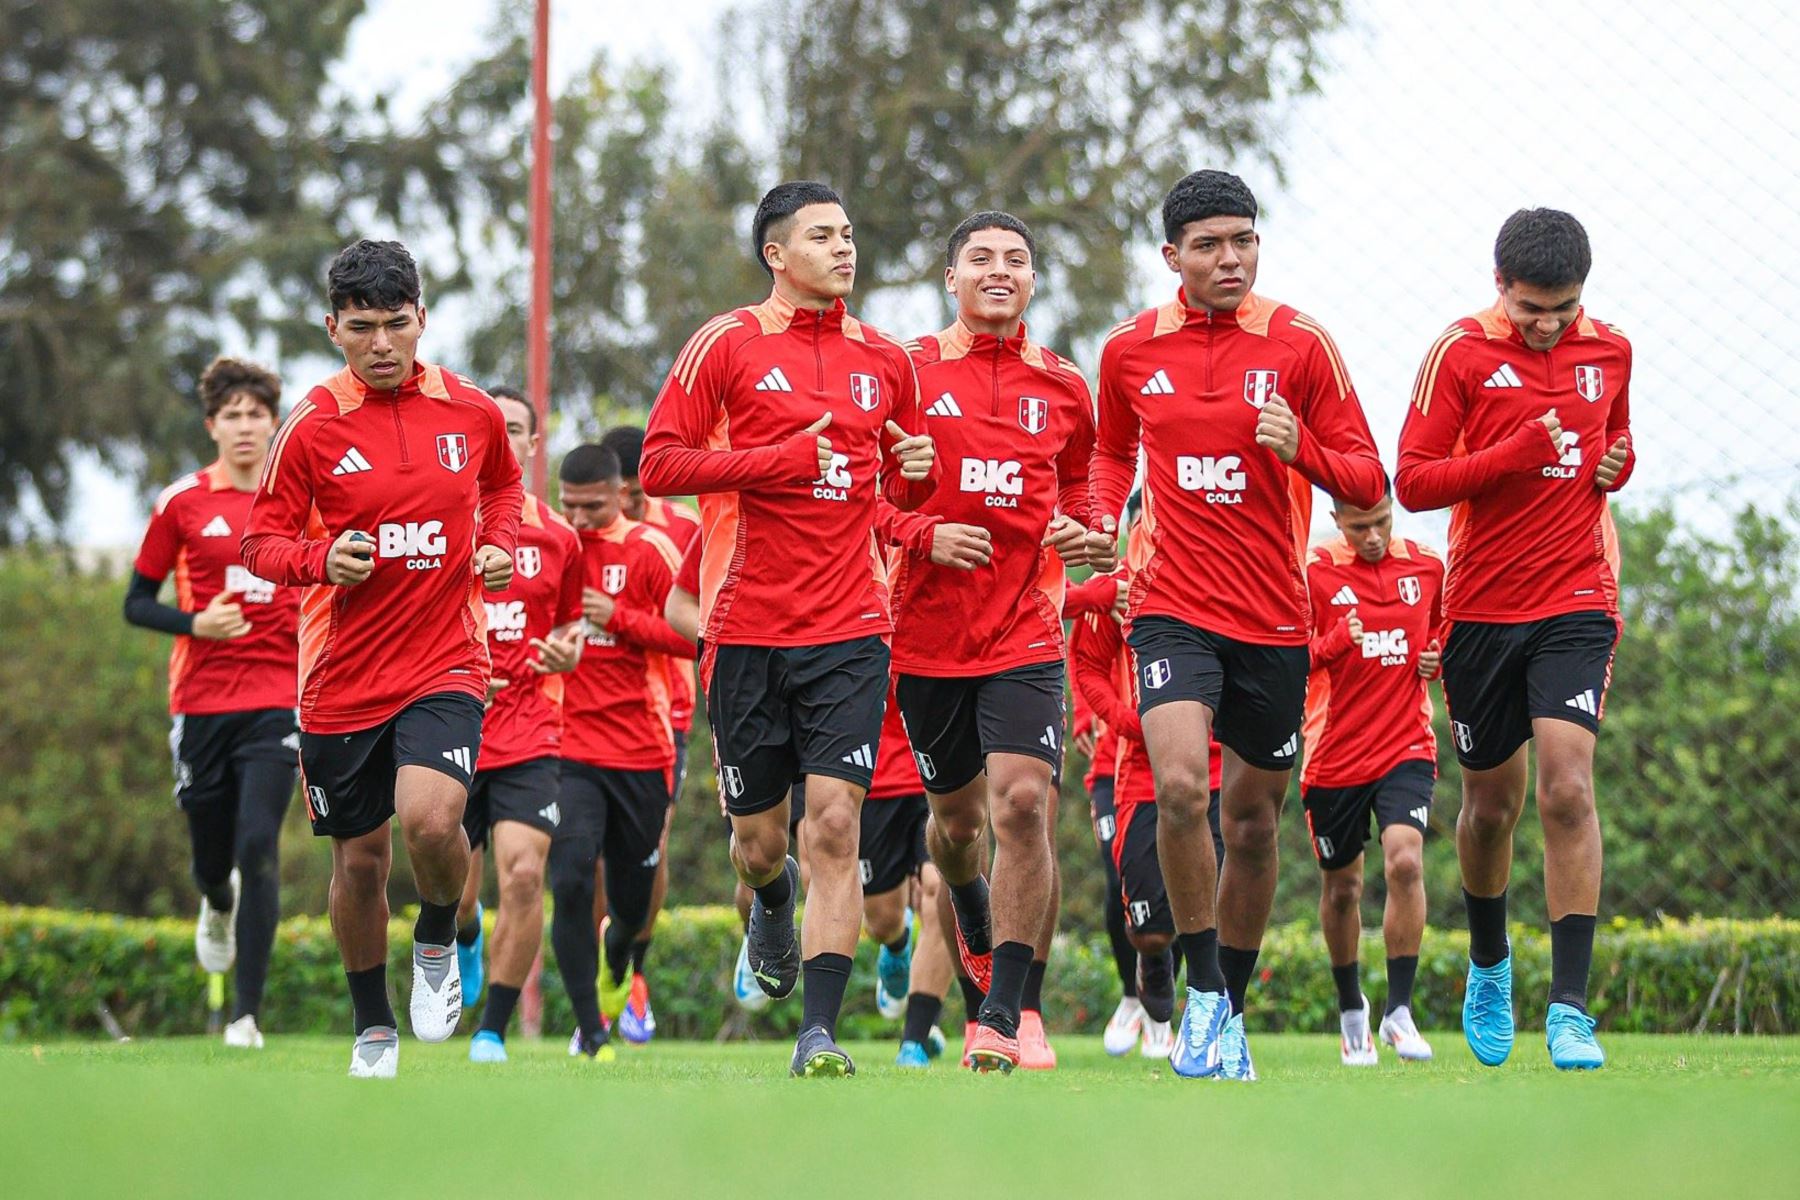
top-left (1340, 994), bottom-right (1380, 1066)
top-left (1140, 1018), bottom-right (1174, 1059)
top-left (1379, 1005), bottom-right (1434, 1062)
top-left (409, 941), bottom-right (462, 1043)
top-left (194, 868), bottom-right (241, 974)
top-left (223, 1014), bottom-right (263, 1049)
top-left (349, 1026), bottom-right (399, 1078)
top-left (1103, 996), bottom-right (1145, 1056)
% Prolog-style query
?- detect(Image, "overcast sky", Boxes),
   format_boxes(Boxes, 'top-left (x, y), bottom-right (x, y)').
top-left (77, 0), bottom-right (1800, 547)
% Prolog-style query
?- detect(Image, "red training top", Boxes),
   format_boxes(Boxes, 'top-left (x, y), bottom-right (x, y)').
top-left (478, 495), bottom-right (583, 772)
top-left (868, 679), bottom-right (924, 800)
top-left (638, 496), bottom-right (701, 735)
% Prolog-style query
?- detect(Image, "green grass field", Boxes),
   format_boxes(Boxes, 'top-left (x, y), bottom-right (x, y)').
top-left (6, 1034), bottom-right (1797, 1198)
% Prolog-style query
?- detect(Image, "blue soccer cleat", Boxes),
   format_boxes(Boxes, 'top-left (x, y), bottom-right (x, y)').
top-left (618, 973), bottom-right (656, 1045)
top-left (924, 1024), bottom-right (946, 1059)
top-left (1215, 1012), bottom-right (1258, 1082)
top-left (1546, 1002), bottom-right (1606, 1070)
top-left (876, 909), bottom-right (914, 1019)
top-left (1169, 988), bottom-right (1229, 1078)
top-left (895, 1040), bottom-right (931, 1068)
top-left (469, 1029), bottom-right (507, 1063)
top-left (733, 934), bottom-right (770, 1013)
top-left (1463, 956), bottom-right (1515, 1066)
top-left (456, 903), bottom-right (485, 1011)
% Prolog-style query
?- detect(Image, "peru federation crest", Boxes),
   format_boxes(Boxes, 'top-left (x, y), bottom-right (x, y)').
top-left (1243, 370), bottom-right (1279, 410)
top-left (601, 564), bottom-right (628, 594)
top-left (1019, 395), bottom-right (1048, 435)
top-left (849, 373), bottom-right (880, 411)
top-left (1397, 575), bottom-right (1421, 606)
top-left (515, 546), bottom-right (541, 579)
top-left (1575, 365), bottom-right (1604, 403)
top-left (436, 433), bottom-right (469, 472)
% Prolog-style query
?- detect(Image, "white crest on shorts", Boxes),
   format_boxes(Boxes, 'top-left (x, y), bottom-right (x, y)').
top-left (1397, 575), bottom-right (1421, 606)
top-left (859, 859), bottom-right (874, 885)
top-left (1315, 834), bottom-right (1337, 860)
top-left (601, 563), bottom-right (628, 594)
top-left (1129, 901), bottom-right (1152, 928)
top-left (913, 752), bottom-right (936, 782)
top-left (1452, 721), bottom-right (1473, 754)
top-left (721, 765), bottom-right (744, 798)
top-left (1144, 658), bottom-right (1172, 690)
top-left (515, 546), bottom-right (541, 579)
top-left (307, 785), bottom-right (329, 817)
top-left (1095, 815), bottom-right (1116, 842)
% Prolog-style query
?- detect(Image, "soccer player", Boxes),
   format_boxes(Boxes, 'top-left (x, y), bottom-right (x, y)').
top-left (126, 356), bottom-right (299, 1050)
top-left (1301, 488), bottom-right (1444, 1065)
top-left (242, 239), bottom-right (522, 1077)
top-left (1396, 209), bottom-right (1633, 1071)
top-left (1088, 170), bottom-right (1385, 1080)
top-left (453, 386), bottom-right (585, 1064)
top-left (641, 180), bottom-right (936, 1075)
top-left (888, 210), bottom-right (1094, 1072)
top-left (553, 444), bottom-right (692, 1059)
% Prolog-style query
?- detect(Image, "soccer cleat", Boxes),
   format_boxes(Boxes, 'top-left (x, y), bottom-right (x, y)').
top-left (195, 868), bottom-right (241, 974)
top-left (1103, 996), bottom-right (1145, 1056)
top-left (1340, 994), bottom-right (1379, 1066)
top-left (965, 1023), bottom-right (1020, 1073)
top-left (469, 1029), bottom-right (508, 1063)
top-left (790, 1025), bottom-right (855, 1077)
top-left (1137, 950), bottom-right (1176, 1024)
top-left (1379, 1005), bottom-right (1434, 1061)
top-left (1169, 988), bottom-right (1229, 1078)
top-left (348, 1025), bottom-right (398, 1078)
top-left (1140, 1018), bottom-right (1174, 1058)
top-left (568, 1028), bottom-right (616, 1062)
top-left (222, 1014), bottom-right (263, 1050)
top-left (925, 1024), bottom-right (946, 1059)
top-left (952, 920), bottom-right (993, 995)
top-left (745, 856), bottom-right (801, 999)
top-left (1017, 1009), bottom-right (1057, 1070)
top-left (960, 1020), bottom-right (977, 1068)
top-left (409, 940), bottom-right (462, 1043)
top-left (895, 1040), bottom-right (931, 1069)
top-left (619, 973), bottom-right (656, 1044)
top-left (1545, 1002), bottom-right (1606, 1070)
top-left (876, 978), bottom-right (905, 1021)
top-left (732, 935), bottom-right (771, 1012)
top-left (1462, 956), bottom-right (1516, 1067)
top-left (456, 904), bottom-right (485, 1010)
top-left (876, 912), bottom-right (914, 1017)
top-left (598, 960), bottom-right (632, 1025)
top-left (1215, 1012), bottom-right (1258, 1082)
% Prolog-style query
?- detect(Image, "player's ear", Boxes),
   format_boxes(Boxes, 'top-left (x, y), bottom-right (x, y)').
top-left (415, 305), bottom-right (428, 334)
top-left (325, 313), bottom-right (340, 345)
top-left (1161, 242), bottom-right (1181, 274)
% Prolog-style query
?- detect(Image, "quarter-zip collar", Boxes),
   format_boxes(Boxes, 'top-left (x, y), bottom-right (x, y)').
top-left (763, 288), bottom-right (848, 335)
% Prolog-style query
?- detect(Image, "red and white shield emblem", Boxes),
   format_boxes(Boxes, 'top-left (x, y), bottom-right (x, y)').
top-left (515, 546), bottom-right (541, 579)
top-left (436, 433), bottom-right (469, 472)
top-left (1019, 396), bottom-right (1048, 435)
top-left (1243, 370), bottom-right (1279, 410)
top-left (849, 373), bottom-right (880, 412)
top-left (601, 564), bottom-right (628, 595)
top-left (1397, 575), bottom-right (1422, 606)
top-left (1575, 365), bottom-right (1604, 403)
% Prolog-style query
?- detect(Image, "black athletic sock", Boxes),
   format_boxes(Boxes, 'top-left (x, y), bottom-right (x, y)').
top-left (902, 993), bottom-right (944, 1046)
top-left (1022, 959), bottom-right (1047, 1014)
top-left (603, 915), bottom-right (635, 985)
top-left (1385, 956), bottom-right (1419, 1015)
top-left (1105, 889), bottom-right (1137, 997)
top-left (346, 965), bottom-right (396, 1035)
top-left (886, 929), bottom-right (911, 955)
top-left (752, 866), bottom-right (792, 912)
top-left (414, 900), bottom-right (458, 947)
top-left (800, 952), bottom-right (853, 1039)
top-left (479, 983), bottom-right (521, 1037)
top-left (1219, 943), bottom-right (1260, 1015)
top-left (1548, 913), bottom-right (1597, 1012)
top-left (947, 876), bottom-right (993, 957)
top-left (630, 939), bottom-right (649, 974)
top-left (1331, 962), bottom-right (1362, 1012)
top-left (230, 760), bottom-right (289, 1021)
top-left (456, 914), bottom-right (482, 947)
top-left (1177, 928), bottom-right (1225, 994)
top-left (957, 973), bottom-right (986, 1020)
top-left (1464, 889), bottom-right (1510, 968)
top-left (978, 941), bottom-right (1033, 1038)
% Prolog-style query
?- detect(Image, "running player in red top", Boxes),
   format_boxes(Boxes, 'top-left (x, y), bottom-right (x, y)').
top-left (1301, 488), bottom-right (1444, 1066)
top-left (1396, 209), bottom-right (1633, 1071)
top-left (1088, 170), bottom-right (1385, 1081)
top-left (126, 356), bottom-right (299, 1050)
top-left (241, 240), bottom-right (523, 1078)
top-left (641, 181), bottom-right (936, 1076)
top-left (454, 386), bottom-right (584, 1063)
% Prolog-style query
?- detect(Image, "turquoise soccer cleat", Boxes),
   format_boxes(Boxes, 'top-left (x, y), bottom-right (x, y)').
top-left (1463, 956), bottom-right (1516, 1066)
top-left (1546, 1002), bottom-right (1606, 1070)
top-left (456, 903), bottom-right (485, 1011)
top-left (469, 1029), bottom-right (507, 1063)
top-left (1169, 988), bottom-right (1229, 1078)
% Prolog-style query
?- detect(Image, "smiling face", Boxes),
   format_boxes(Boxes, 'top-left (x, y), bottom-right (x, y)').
top-left (1163, 215), bottom-right (1260, 312)
top-left (947, 227), bottom-right (1035, 337)
top-left (326, 302), bottom-right (426, 390)
top-left (764, 202), bottom-right (856, 306)
top-left (1496, 273), bottom-right (1584, 351)
top-left (205, 393), bottom-right (278, 472)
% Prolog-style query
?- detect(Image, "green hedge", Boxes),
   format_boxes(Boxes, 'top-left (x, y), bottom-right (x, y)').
top-left (4, 905), bottom-right (1794, 1041)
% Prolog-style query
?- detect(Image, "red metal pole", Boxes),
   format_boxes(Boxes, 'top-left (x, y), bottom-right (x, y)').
top-left (527, 0), bottom-right (552, 499)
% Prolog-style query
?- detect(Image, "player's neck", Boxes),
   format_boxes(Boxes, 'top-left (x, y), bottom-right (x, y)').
top-left (771, 278), bottom-right (841, 313)
top-left (221, 458), bottom-right (264, 491)
top-left (958, 312), bottom-right (1024, 340)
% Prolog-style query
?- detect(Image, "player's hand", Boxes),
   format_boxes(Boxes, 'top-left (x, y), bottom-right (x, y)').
top-left (1042, 514), bottom-right (1088, 565)
top-left (484, 676), bottom-right (508, 708)
top-left (885, 420), bottom-right (936, 481)
top-left (1111, 576), bottom-right (1129, 615)
top-left (474, 544), bottom-right (512, 591)
top-left (581, 586), bottom-right (617, 629)
top-left (1345, 607), bottom-right (1364, 644)
top-left (192, 590), bottom-right (251, 640)
top-left (806, 412), bottom-right (834, 477)
top-left (1255, 394), bottom-right (1301, 463)
top-left (1536, 409), bottom-right (1567, 456)
top-left (1594, 434), bottom-right (1630, 489)
top-left (1085, 515), bottom-right (1119, 573)
top-left (1417, 637), bottom-right (1442, 678)
top-left (327, 529), bottom-right (376, 587)
top-left (930, 523), bottom-right (992, 569)
top-left (1074, 726), bottom-right (1097, 758)
top-left (529, 626), bottom-right (584, 674)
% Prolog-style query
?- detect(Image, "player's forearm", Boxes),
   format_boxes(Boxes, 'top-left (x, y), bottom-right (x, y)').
top-left (1290, 429), bottom-right (1387, 509)
top-left (1063, 572), bottom-right (1117, 617)
top-left (881, 464), bottom-right (937, 512)
top-left (239, 532), bottom-right (331, 586)
top-left (1309, 617), bottom-right (1355, 664)
top-left (1395, 422), bottom-right (1550, 511)
top-left (876, 500), bottom-right (940, 551)
top-left (1086, 454), bottom-right (1134, 530)
top-left (477, 478), bottom-right (524, 556)
top-left (607, 607), bottom-right (698, 658)
top-left (640, 435), bottom-right (816, 496)
top-left (122, 572), bottom-right (194, 636)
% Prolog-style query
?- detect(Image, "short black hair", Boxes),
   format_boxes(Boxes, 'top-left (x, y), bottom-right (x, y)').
top-left (945, 210), bottom-right (1038, 269)
top-left (327, 239), bottom-right (422, 313)
top-left (599, 426), bottom-right (645, 478)
top-left (1495, 208), bottom-right (1592, 289)
top-left (1161, 170), bottom-right (1258, 245)
top-left (488, 385), bottom-right (534, 435)
top-left (559, 443), bottom-right (621, 486)
top-left (752, 181), bottom-right (845, 277)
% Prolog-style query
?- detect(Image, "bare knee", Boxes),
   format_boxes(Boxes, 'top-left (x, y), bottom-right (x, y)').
top-left (498, 856), bottom-right (546, 908)
top-left (931, 797), bottom-right (986, 850)
top-left (1154, 762), bottom-right (1212, 828)
top-left (1128, 929), bottom-right (1173, 956)
top-left (1538, 768), bottom-right (1596, 835)
top-left (334, 844), bottom-right (387, 898)
top-left (403, 804), bottom-right (465, 853)
top-left (1322, 871), bottom-right (1363, 917)
top-left (734, 825), bottom-right (788, 881)
top-left (989, 776), bottom-right (1046, 844)
top-left (1459, 782), bottom-right (1520, 841)
top-left (1222, 803), bottom-right (1280, 866)
top-left (1384, 846), bottom-right (1423, 892)
top-left (802, 801), bottom-right (857, 865)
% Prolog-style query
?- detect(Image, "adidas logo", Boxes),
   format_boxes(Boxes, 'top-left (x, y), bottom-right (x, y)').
top-left (1482, 363), bottom-right (1523, 389)
top-left (1274, 733), bottom-right (1298, 759)
top-left (926, 392), bottom-right (962, 417)
top-left (1139, 369), bottom-right (1175, 396)
top-left (1329, 585), bottom-right (1358, 606)
top-left (200, 515), bottom-right (232, 538)
top-left (1039, 724), bottom-right (1059, 751)
top-left (841, 744), bottom-right (873, 770)
top-left (539, 802), bottom-right (561, 827)
top-left (1410, 806), bottom-right (1430, 826)
top-left (754, 367), bottom-right (793, 392)
top-left (332, 446), bottom-right (373, 476)
top-left (1565, 689), bottom-right (1599, 716)
top-left (441, 746), bottom-right (472, 773)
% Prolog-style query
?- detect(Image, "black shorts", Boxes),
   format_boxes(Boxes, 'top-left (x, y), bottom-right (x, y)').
top-left (463, 757), bottom-right (562, 849)
top-left (1441, 611), bottom-right (1619, 771)
top-left (670, 729), bottom-right (689, 807)
top-left (1113, 798), bottom-right (1174, 936)
top-left (557, 761), bottom-right (670, 870)
top-left (860, 794), bottom-right (929, 895)
top-left (169, 707), bottom-right (298, 812)
top-left (708, 636), bottom-right (890, 816)
top-left (1089, 776), bottom-right (1119, 858)
top-left (1126, 616), bottom-right (1308, 770)
top-left (1301, 759), bottom-right (1436, 872)
top-left (299, 693), bottom-right (483, 839)
top-left (894, 661), bottom-right (1066, 794)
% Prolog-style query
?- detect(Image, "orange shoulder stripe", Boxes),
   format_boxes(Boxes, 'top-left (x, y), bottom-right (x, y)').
top-left (1409, 329), bottom-right (1468, 415)
top-left (261, 398), bottom-right (317, 492)
top-left (673, 315), bottom-right (742, 394)
top-left (1290, 313), bottom-right (1351, 400)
